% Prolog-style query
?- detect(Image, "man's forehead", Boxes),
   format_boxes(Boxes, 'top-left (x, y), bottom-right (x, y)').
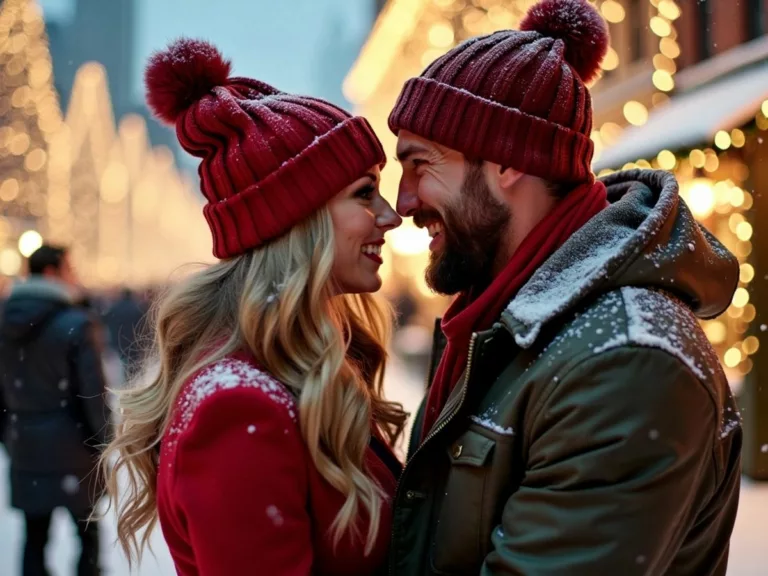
top-left (396, 130), bottom-right (439, 158)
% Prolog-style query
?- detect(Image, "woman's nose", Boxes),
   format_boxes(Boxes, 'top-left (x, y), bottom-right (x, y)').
top-left (378, 198), bottom-right (402, 230)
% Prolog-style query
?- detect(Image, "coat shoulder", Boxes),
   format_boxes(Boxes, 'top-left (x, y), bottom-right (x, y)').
top-left (543, 287), bottom-right (723, 384)
top-left (165, 356), bottom-right (298, 448)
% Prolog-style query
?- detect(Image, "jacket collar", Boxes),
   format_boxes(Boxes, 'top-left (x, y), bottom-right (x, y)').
top-left (9, 276), bottom-right (74, 304)
top-left (501, 169), bottom-right (737, 349)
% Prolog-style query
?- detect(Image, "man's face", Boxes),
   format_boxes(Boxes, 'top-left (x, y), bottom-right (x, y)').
top-left (55, 254), bottom-right (78, 287)
top-left (396, 130), bottom-right (511, 295)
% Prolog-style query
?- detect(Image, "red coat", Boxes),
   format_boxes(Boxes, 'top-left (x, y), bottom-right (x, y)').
top-left (157, 351), bottom-right (400, 575)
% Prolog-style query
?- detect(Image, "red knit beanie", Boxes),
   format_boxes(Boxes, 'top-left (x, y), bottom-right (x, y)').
top-left (389, 0), bottom-right (609, 185)
top-left (145, 39), bottom-right (386, 259)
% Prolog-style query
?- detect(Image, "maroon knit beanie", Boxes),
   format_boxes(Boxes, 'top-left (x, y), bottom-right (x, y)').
top-left (145, 39), bottom-right (386, 259)
top-left (389, 0), bottom-right (609, 185)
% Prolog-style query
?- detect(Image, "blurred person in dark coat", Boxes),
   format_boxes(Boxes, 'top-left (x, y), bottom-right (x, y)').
top-left (0, 244), bottom-right (109, 576)
top-left (102, 288), bottom-right (149, 378)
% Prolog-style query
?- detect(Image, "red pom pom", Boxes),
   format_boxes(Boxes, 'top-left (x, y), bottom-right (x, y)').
top-left (520, 0), bottom-right (609, 84)
top-left (145, 38), bottom-right (232, 125)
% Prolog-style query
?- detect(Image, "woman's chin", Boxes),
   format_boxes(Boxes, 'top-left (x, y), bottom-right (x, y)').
top-left (337, 273), bottom-right (382, 295)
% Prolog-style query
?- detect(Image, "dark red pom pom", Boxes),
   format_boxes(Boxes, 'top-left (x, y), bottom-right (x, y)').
top-left (145, 38), bottom-right (232, 125)
top-left (520, 0), bottom-right (609, 84)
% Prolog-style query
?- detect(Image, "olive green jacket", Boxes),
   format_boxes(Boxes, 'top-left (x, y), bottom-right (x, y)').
top-left (389, 170), bottom-right (742, 576)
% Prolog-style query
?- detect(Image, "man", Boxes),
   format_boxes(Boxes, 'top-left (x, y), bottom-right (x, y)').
top-left (387, 0), bottom-right (742, 574)
top-left (102, 288), bottom-right (149, 378)
top-left (0, 245), bottom-right (109, 576)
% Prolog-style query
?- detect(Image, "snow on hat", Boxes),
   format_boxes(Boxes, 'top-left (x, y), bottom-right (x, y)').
top-left (388, 0), bottom-right (609, 185)
top-left (145, 38), bottom-right (386, 259)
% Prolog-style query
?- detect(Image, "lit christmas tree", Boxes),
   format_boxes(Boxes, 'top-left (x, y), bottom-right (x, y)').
top-left (0, 0), bottom-right (63, 258)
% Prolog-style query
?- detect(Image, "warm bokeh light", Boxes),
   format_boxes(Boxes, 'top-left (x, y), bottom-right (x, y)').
top-left (18, 229), bottom-right (42, 257)
top-left (689, 149), bottom-right (706, 168)
top-left (703, 321), bottom-right (727, 344)
top-left (733, 288), bottom-right (750, 308)
top-left (600, 0), bottom-right (625, 23)
top-left (623, 101), bottom-right (649, 126)
top-left (657, 0), bottom-right (682, 20)
top-left (657, 150), bottom-right (676, 170)
top-left (731, 129), bottom-right (746, 148)
top-left (650, 16), bottom-right (672, 37)
top-left (743, 336), bottom-right (760, 356)
top-left (714, 130), bottom-right (732, 150)
top-left (652, 70), bottom-right (674, 92)
top-left (681, 179), bottom-right (716, 219)
top-left (428, 22), bottom-right (454, 48)
top-left (740, 263), bottom-right (755, 283)
top-left (736, 221), bottom-right (753, 242)
top-left (660, 37), bottom-right (681, 58)
top-left (600, 47), bottom-right (619, 71)
top-left (389, 225), bottom-right (431, 256)
top-left (724, 347), bottom-right (742, 368)
top-left (0, 247), bottom-right (22, 276)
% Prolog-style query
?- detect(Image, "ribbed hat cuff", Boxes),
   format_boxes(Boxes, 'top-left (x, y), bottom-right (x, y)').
top-left (204, 116), bottom-right (385, 259)
top-left (388, 77), bottom-right (594, 184)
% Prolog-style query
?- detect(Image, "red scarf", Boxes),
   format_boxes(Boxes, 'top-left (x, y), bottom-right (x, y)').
top-left (420, 180), bottom-right (609, 440)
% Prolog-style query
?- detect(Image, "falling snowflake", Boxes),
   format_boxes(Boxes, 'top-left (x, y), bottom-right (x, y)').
top-left (266, 505), bottom-right (284, 526)
top-left (58, 379), bottom-right (69, 391)
top-left (247, 425), bottom-right (256, 434)
top-left (60, 400), bottom-right (68, 408)
top-left (636, 555), bottom-right (647, 565)
top-left (61, 475), bottom-right (80, 495)
top-left (761, 444), bottom-right (768, 453)
top-left (761, 325), bottom-right (767, 332)
top-left (648, 429), bottom-right (660, 440)
top-left (13, 379), bottom-right (22, 388)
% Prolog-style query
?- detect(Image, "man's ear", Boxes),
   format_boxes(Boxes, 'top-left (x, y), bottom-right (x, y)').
top-left (496, 165), bottom-right (524, 190)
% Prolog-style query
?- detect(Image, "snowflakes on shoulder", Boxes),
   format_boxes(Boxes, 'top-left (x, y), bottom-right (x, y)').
top-left (620, 287), bottom-right (719, 381)
top-left (167, 358), bottom-right (297, 444)
top-left (469, 415), bottom-right (514, 436)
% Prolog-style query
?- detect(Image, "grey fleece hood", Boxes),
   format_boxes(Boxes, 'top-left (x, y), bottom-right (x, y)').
top-left (503, 169), bottom-right (739, 348)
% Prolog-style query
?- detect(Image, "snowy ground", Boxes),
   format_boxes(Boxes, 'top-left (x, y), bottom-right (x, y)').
top-left (1, 357), bottom-right (766, 575)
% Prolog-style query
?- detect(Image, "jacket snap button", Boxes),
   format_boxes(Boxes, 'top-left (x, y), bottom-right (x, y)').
top-left (452, 444), bottom-right (463, 459)
top-left (405, 490), bottom-right (415, 500)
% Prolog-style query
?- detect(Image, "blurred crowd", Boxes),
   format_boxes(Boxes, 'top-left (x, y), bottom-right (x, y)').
top-left (0, 245), bottom-right (154, 575)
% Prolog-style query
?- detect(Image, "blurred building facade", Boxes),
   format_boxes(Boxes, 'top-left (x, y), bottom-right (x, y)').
top-left (0, 0), bottom-right (211, 290)
top-left (345, 0), bottom-right (768, 479)
top-left (44, 0), bottom-right (177, 154)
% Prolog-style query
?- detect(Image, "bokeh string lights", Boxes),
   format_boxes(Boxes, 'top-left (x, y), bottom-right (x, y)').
top-left (595, 103), bottom-right (768, 382)
top-left (0, 0), bottom-right (212, 286)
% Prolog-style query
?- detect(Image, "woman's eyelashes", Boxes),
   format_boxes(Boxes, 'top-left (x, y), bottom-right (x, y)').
top-left (354, 183), bottom-right (376, 201)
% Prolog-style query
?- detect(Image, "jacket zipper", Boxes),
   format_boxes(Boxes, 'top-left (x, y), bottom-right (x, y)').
top-left (389, 332), bottom-right (479, 576)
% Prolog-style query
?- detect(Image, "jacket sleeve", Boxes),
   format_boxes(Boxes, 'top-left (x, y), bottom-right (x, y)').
top-left (482, 346), bottom-right (719, 576)
top-left (173, 388), bottom-right (313, 576)
top-left (70, 316), bottom-right (110, 447)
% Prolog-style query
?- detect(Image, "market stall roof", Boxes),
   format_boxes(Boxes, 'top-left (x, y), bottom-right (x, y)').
top-left (594, 61), bottom-right (768, 171)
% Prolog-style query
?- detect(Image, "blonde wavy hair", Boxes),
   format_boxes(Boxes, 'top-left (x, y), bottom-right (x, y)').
top-left (100, 206), bottom-right (408, 563)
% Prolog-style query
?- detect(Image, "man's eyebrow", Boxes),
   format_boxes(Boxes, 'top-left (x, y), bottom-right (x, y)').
top-left (396, 144), bottom-right (430, 163)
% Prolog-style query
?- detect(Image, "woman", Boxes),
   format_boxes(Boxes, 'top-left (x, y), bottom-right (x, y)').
top-left (101, 38), bottom-right (407, 575)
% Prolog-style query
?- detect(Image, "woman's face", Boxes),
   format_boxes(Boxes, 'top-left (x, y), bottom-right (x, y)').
top-left (329, 166), bottom-right (401, 294)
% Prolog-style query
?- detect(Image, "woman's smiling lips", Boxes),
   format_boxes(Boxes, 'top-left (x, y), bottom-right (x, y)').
top-left (362, 239), bottom-right (384, 264)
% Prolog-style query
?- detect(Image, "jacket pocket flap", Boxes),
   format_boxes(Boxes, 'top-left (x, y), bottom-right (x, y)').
top-left (448, 430), bottom-right (495, 466)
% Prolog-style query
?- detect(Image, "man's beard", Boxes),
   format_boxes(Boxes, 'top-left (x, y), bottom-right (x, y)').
top-left (416, 163), bottom-right (511, 296)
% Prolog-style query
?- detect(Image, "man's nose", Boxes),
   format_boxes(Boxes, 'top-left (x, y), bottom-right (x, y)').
top-left (396, 177), bottom-right (420, 218)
